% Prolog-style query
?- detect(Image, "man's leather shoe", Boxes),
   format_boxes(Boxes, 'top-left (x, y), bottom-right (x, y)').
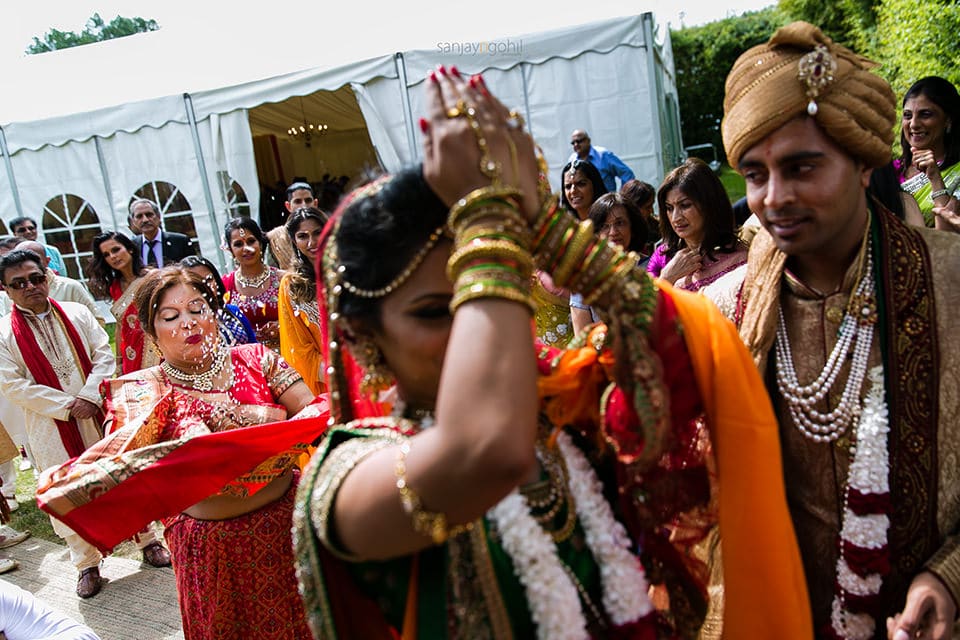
top-left (77, 567), bottom-right (102, 598)
top-left (142, 542), bottom-right (172, 568)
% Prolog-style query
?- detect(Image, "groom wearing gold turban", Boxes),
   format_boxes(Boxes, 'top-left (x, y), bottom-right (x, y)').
top-left (715, 21), bottom-right (960, 640)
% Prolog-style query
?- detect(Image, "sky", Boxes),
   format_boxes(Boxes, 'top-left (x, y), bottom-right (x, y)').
top-left (2, 0), bottom-right (775, 62)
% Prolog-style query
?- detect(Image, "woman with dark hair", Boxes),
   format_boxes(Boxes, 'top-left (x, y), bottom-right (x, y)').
top-left (570, 193), bottom-right (648, 334)
top-left (180, 255), bottom-right (256, 346)
top-left (278, 207), bottom-right (328, 394)
top-left (87, 231), bottom-right (158, 374)
top-left (620, 179), bottom-right (660, 254)
top-left (647, 158), bottom-right (747, 292)
top-left (221, 218), bottom-right (284, 351)
top-left (560, 158), bottom-right (608, 220)
top-left (534, 160), bottom-right (609, 346)
top-left (39, 266), bottom-right (321, 639)
top-left (895, 76), bottom-right (960, 228)
top-left (291, 70), bottom-right (810, 639)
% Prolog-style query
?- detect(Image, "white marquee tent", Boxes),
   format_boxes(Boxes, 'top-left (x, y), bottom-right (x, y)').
top-left (0, 12), bottom-right (683, 277)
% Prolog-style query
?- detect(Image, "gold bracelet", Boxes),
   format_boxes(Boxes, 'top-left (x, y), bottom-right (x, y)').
top-left (447, 240), bottom-right (534, 281)
top-left (552, 220), bottom-right (595, 287)
top-left (450, 282), bottom-right (536, 314)
top-left (583, 253), bottom-right (638, 307)
top-left (395, 441), bottom-right (473, 545)
top-left (451, 204), bottom-right (529, 239)
top-left (448, 186), bottom-right (523, 229)
top-left (456, 269), bottom-right (531, 294)
top-left (456, 216), bottom-right (531, 247)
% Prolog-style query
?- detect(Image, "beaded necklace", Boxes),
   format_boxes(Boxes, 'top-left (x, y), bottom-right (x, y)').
top-left (161, 345), bottom-right (229, 392)
top-left (235, 267), bottom-right (270, 289)
top-left (774, 225), bottom-right (877, 442)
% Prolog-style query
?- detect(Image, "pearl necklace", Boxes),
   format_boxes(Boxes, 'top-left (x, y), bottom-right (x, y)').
top-left (161, 345), bottom-right (229, 391)
top-left (774, 246), bottom-right (877, 443)
top-left (236, 267), bottom-right (270, 289)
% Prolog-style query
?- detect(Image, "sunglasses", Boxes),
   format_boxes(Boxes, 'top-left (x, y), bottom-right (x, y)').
top-left (570, 138), bottom-right (586, 145)
top-left (5, 273), bottom-right (46, 290)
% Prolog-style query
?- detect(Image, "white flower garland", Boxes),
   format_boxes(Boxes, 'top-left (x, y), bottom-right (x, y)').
top-left (488, 432), bottom-right (652, 639)
top-left (831, 365), bottom-right (890, 640)
top-left (556, 432), bottom-right (652, 625)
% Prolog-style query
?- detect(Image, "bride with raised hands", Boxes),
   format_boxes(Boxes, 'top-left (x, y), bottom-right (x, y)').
top-left (294, 67), bottom-right (812, 639)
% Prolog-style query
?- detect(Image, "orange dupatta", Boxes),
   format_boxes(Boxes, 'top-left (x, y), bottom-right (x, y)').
top-left (665, 281), bottom-right (812, 639)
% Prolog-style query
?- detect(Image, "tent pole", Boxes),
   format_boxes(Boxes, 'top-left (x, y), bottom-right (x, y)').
top-left (93, 136), bottom-right (119, 231)
top-left (641, 12), bottom-right (666, 184)
top-left (519, 63), bottom-right (534, 139)
top-left (183, 93), bottom-right (226, 273)
top-left (394, 53), bottom-right (419, 162)
top-left (0, 127), bottom-right (25, 218)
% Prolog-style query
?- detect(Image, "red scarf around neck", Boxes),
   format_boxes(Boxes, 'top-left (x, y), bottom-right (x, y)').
top-left (11, 299), bottom-right (97, 457)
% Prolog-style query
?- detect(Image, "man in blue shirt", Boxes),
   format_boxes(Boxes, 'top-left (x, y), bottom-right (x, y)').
top-left (567, 129), bottom-right (635, 192)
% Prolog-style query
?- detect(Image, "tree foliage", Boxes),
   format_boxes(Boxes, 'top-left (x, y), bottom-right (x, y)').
top-left (873, 0), bottom-right (960, 99)
top-left (672, 0), bottom-right (960, 163)
top-left (26, 13), bottom-right (159, 55)
top-left (671, 7), bottom-right (787, 161)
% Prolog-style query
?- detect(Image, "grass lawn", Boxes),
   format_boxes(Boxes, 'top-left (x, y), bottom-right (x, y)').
top-left (718, 164), bottom-right (746, 203)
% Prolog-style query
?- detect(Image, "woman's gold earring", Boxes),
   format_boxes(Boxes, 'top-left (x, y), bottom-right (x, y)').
top-left (353, 336), bottom-right (394, 398)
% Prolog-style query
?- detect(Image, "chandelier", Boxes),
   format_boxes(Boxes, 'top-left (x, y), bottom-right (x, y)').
top-left (287, 97), bottom-right (329, 148)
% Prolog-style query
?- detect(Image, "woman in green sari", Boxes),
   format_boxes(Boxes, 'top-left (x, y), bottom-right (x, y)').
top-left (896, 76), bottom-right (960, 228)
top-left (293, 68), bottom-right (812, 639)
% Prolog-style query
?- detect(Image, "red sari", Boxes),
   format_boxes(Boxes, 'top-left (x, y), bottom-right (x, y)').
top-left (38, 344), bottom-right (326, 640)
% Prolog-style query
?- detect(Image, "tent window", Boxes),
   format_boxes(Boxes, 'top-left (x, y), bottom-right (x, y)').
top-left (217, 172), bottom-right (251, 218)
top-left (131, 181), bottom-right (199, 252)
top-left (41, 194), bottom-right (102, 280)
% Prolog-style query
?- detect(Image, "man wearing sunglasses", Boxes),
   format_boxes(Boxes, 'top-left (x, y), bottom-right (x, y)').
top-left (567, 129), bottom-right (635, 192)
top-left (0, 249), bottom-right (133, 598)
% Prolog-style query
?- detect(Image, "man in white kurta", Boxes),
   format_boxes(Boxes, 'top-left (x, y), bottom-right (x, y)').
top-left (0, 249), bottom-right (166, 598)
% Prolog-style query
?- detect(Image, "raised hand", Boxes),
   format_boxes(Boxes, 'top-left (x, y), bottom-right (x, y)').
top-left (421, 66), bottom-right (539, 219)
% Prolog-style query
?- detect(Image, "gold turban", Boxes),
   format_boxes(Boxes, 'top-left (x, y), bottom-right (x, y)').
top-left (722, 21), bottom-right (895, 169)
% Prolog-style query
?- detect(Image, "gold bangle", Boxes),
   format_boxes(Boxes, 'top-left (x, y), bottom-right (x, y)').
top-left (447, 240), bottom-right (534, 281)
top-left (448, 186), bottom-right (523, 229)
top-left (456, 269), bottom-right (531, 293)
top-left (451, 205), bottom-right (529, 240)
top-left (583, 253), bottom-right (638, 307)
top-left (552, 220), bottom-right (595, 287)
top-left (450, 283), bottom-right (536, 314)
top-left (395, 441), bottom-right (473, 545)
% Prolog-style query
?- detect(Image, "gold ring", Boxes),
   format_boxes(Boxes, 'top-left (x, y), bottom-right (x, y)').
top-left (506, 109), bottom-right (525, 131)
top-left (446, 99), bottom-right (468, 119)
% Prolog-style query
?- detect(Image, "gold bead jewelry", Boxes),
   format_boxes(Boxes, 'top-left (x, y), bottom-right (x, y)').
top-left (395, 440), bottom-right (473, 545)
top-left (463, 105), bottom-right (502, 185)
top-left (506, 109), bottom-right (525, 131)
top-left (340, 226), bottom-right (448, 298)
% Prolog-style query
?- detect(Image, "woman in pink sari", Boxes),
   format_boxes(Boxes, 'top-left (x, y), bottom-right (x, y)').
top-left (647, 159), bottom-right (747, 292)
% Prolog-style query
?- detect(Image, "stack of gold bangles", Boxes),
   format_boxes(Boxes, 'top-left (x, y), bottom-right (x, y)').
top-left (447, 185), bottom-right (536, 313)
top-left (532, 195), bottom-right (638, 306)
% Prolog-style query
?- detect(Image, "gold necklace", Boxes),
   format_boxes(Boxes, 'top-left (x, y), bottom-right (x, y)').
top-left (236, 267), bottom-right (270, 289)
top-left (161, 346), bottom-right (228, 391)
